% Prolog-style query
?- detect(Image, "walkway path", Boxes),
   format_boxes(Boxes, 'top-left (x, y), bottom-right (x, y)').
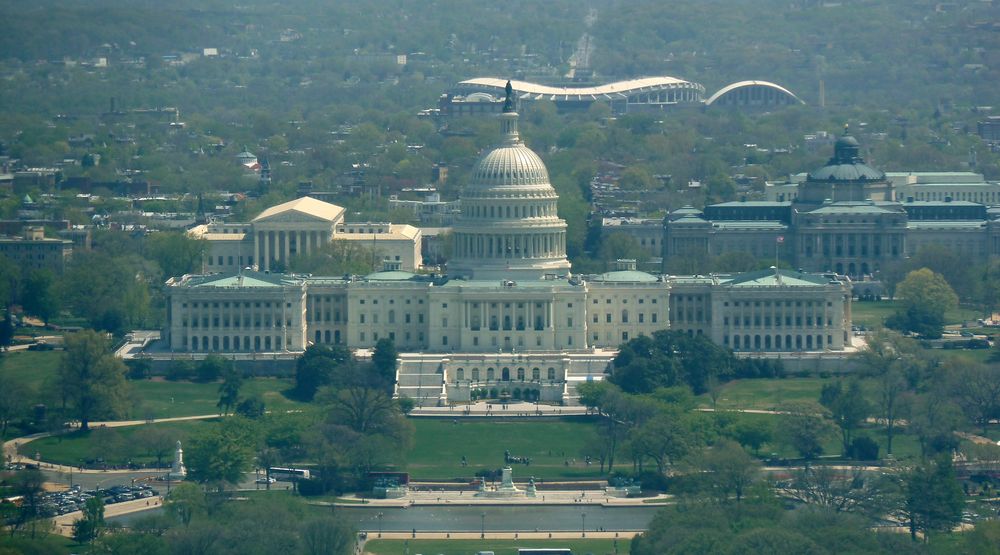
top-left (316, 489), bottom-right (669, 508)
top-left (2, 414), bottom-right (220, 474)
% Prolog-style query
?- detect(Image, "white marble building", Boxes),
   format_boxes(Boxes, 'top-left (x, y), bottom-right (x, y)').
top-left (190, 197), bottom-right (422, 273)
top-left (165, 98), bottom-right (851, 405)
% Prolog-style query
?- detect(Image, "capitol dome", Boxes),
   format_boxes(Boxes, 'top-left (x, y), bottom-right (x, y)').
top-left (448, 86), bottom-right (571, 281)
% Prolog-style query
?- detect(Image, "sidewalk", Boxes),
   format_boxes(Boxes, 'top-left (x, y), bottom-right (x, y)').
top-left (320, 489), bottom-right (670, 508)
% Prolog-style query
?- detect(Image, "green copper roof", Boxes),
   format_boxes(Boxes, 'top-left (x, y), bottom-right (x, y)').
top-left (725, 268), bottom-right (832, 287)
top-left (365, 270), bottom-right (419, 281)
top-left (712, 221), bottom-right (788, 230)
top-left (806, 202), bottom-right (898, 215)
top-left (191, 272), bottom-right (290, 288)
top-left (591, 270), bottom-right (659, 283)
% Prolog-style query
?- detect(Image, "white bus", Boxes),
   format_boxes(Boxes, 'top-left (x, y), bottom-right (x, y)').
top-left (268, 467), bottom-right (311, 481)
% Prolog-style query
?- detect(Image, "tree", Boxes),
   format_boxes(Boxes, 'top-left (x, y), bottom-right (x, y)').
top-left (217, 367), bottom-right (243, 416)
top-left (164, 483), bottom-right (205, 527)
top-left (7, 469), bottom-right (46, 538)
top-left (60, 252), bottom-right (152, 334)
top-left (145, 231), bottom-right (206, 279)
top-left (819, 381), bottom-right (871, 456)
top-left (0, 308), bottom-right (14, 352)
top-left (908, 391), bottom-right (963, 457)
top-left (300, 517), bottom-right (355, 555)
top-left (371, 337), bottom-right (398, 392)
top-left (630, 408), bottom-right (701, 475)
top-left (20, 270), bottom-right (58, 324)
top-left (71, 497), bottom-right (105, 543)
top-left (134, 426), bottom-right (178, 468)
top-left (57, 330), bottom-right (131, 431)
top-left (948, 363), bottom-right (1000, 434)
top-left (612, 331), bottom-right (734, 395)
top-left (294, 345), bottom-right (355, 400)
top-left (185, 419), bottom-right (256, 490)
top-left (854, 331), bottom-right (919, 455)
top-left (0, 378), bottom-right (29, 440)
top-left (195, 354), bottom-right (230, 383)
top-left (889, 268), bottom-right (958, 338)
top-left (903, 457), bottom-right (964, 542)
top-left (688, 440), bottom-right (760, 504)
top-left (327, 387), bottom-right (398, 434)
top-left (730, 417), bottom-right (772, 455)
top-left (779, 402), bottom-right (835, 460)
top-left (235, 395), bottom-right (266, 419)
top-left (780, 466), bottom-right (894, 518)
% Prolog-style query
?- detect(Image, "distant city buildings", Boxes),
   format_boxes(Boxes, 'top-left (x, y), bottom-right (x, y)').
top-left (0, 226), bottom-right (73, 273)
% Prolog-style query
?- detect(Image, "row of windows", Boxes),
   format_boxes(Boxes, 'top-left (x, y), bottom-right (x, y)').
top-left (184, 334), bottom-right (290, 351)
top-left (359, 330), bottom-right (425, 343)
top-left (591, 297), bottom-right (658, 305)
top-left (184, 317), bottom-right (293, 328)
top-left (591, 311), bottom-right (658, 324)
top-left (359, 298), bottom-right (423, 305)
top-left (724, 300), bottom-right (832, 308)
top-left (723, 315), bottom-right (833, 328)
top-left (455, 367), bottom-right (559, 382)
top-left (183, 301), bottom-right (292, 309)
top-left (725, 334), bottom-right (834, 351)
top-left (358, 311), bottom-right (424, 324)
top-left (211, 255), bottom-right (254, 267)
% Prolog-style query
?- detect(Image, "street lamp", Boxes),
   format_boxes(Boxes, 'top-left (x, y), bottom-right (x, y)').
top-left (377, 512), bottom-right (384, 538)
top-left (581, 512), bottom-right (586, 538)
top-left (481, 511), bottom-right (486, 539)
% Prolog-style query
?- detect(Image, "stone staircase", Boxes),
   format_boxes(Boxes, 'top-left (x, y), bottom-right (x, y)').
top-left (394, 355), bottom-right (446, 407)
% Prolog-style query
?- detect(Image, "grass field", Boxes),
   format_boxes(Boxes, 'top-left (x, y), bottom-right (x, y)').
top-left (700, 378), bottom-right (835, 411)
top-left (0, 350), bottom-right (61, 386)
top-left (851, 300), bottom-right (984, 329)
top-left (363, 538), bottom-right (630, 555)
top-left (30, 419), bottom-right (215, 467)
top-left (130, 377), bottom-right (308, 419)
top-left (407, 418), bottom-right (604, 481)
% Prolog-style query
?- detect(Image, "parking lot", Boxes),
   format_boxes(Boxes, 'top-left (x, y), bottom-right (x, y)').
top-left (38, 483), bottom-right (159, 517)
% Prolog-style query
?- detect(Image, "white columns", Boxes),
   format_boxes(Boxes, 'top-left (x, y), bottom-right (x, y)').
top-left (263, 231), bottom-right (271, 271)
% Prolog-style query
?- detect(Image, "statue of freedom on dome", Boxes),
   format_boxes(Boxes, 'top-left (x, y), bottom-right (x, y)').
top-left (503, 80), bottom-right (515, 113)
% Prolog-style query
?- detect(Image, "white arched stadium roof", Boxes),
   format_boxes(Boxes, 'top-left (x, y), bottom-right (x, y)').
top-left (457, 77), bottom-right (704, 101)
top-left (705, 80), bottom-right (804, 106)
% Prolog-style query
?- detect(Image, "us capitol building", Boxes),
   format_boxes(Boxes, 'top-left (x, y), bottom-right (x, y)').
top-left (164, 92), bottom-right (852, 405)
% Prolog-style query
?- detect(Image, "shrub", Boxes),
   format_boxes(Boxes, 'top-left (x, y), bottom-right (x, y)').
top-left (848, 436), bottom-right (879, 461)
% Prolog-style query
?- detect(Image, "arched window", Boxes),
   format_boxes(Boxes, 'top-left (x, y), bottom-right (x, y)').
top-left (501, 367), bottom-right (511, 381)
top-left (532, 367), bottom-right (540, 380)
top-left (472, 368), bottom-right (480, 381)
top-left (487, 368), bottom-right (495, 381)
top-left (517, 368), bottom-right (525, 381)
top-left (456, 368), bottom-right (465, 381)
top-left (547, 367), bottom-right (556, 380)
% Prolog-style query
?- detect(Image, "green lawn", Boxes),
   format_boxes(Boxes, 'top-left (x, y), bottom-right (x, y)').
top-left (131, 377), bottom-right (309, 419)
top-left (852, 300), bottom-right (984, 329)
top-left (30, 420), bottom-right (215, 467)
top-left (0, 350), bottom-right (61, 387)
top-left (407, 418), bottom-right (604, 481)
top-left (364, 538), bottom-right (630, 555)
top-left (700, 378), bottom-right (836, 411)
